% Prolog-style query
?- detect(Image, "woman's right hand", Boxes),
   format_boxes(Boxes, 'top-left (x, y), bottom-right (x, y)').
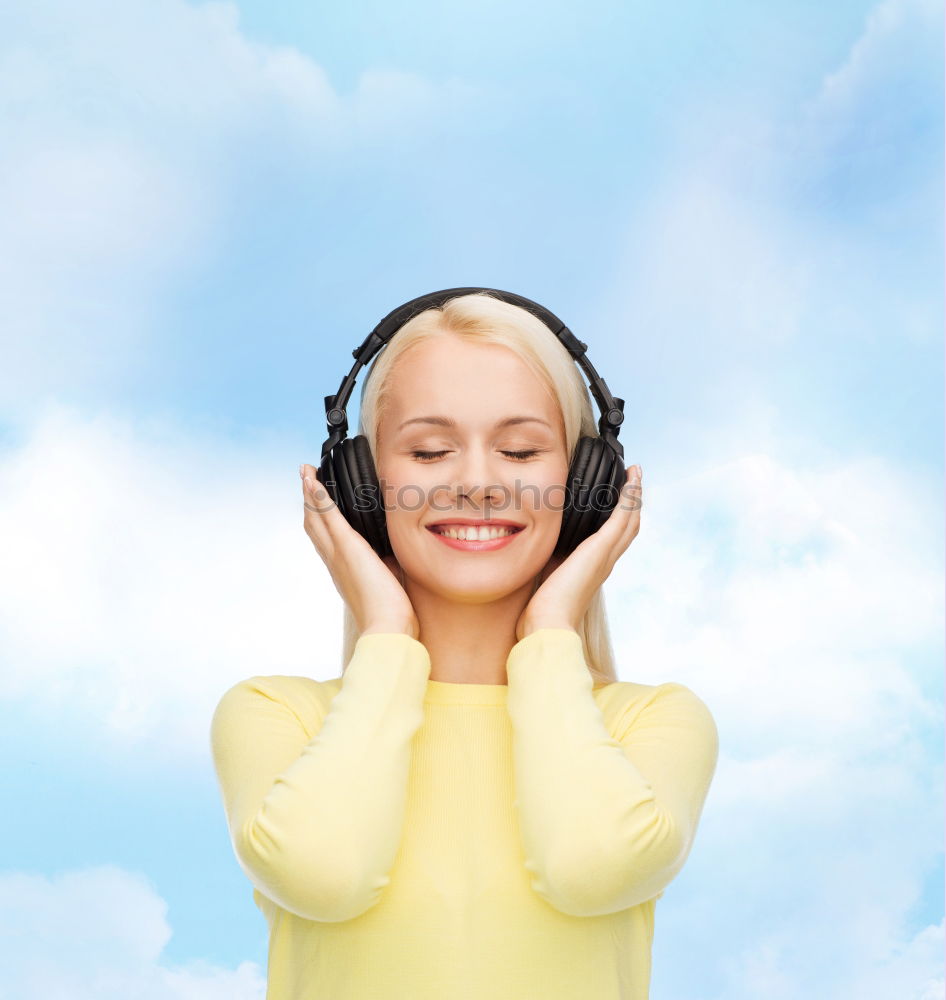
top-left (299, 464), bottom-right (420, 641)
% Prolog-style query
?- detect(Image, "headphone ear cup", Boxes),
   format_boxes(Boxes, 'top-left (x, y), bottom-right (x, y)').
top-left (318, 439), bottom-right (391, 558)
top-left (321, 439), bottom-right (358, 534)
top-left (556, 436), bottom-right (596, 557)
top-left (596, 446), bottom-right (627, 534)
top-left (584, 439), bottom-right (623, 537)
top-left (350, 435), bottom-right (391, 557)
top-left (557, 437), bottom-right (622, 556)
top-left (318, 447), bottom-right (351, 519)
top-left (317, 452), bottom-right (338, 506)
top-left (337, 437), bottom-right (374, 546)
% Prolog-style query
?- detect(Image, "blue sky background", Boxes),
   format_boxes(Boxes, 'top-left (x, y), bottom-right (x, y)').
top-left (0, 0), bottom-right (942, 996)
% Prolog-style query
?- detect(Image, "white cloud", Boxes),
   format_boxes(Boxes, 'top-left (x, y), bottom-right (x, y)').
top-left (600, 0), bottom-right (941, 374)
top-left (0, 0), bottom-right (488, 409)
top-left (716, 918), bottom-right (944, 1000)
top-left (806, 0), bottom-right (941, 118)
top-left (0, 399), bottom-right (346, 762)
top-left (0, 865), bottom-right (265, 998)
top-left (602, 164), bottom-right (814, 354)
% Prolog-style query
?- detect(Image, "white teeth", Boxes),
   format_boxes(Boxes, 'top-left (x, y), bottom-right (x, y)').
top-left (433, 525), bottom-right (518, 540)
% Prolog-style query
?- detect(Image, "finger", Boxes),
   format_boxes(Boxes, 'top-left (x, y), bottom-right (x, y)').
top-left (300, 465), bottom-right (344, 551)
top-left (619, 465), bottom-right (642, 544)
top-left (599, 465), bottom-right (641, 535)
top-left (301, 464), bottom-right (336, 512)
top-left (592, 466), bottom-right (640, 555)
top-left (302, 464), bottom-right (380, 562)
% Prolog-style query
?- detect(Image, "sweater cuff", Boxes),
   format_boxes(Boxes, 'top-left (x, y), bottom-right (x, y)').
top-left (352, 631), bottom-right (431, 669)
top-left (345, 632), bottom-right (432, 701)
top-left (505, 628), bottom-right (590, 691)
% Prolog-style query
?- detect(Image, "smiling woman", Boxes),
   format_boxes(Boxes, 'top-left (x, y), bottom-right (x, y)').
top-left (209, 290), bottom-right (719, 1000)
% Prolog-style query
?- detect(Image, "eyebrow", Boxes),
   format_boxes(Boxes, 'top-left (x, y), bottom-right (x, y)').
top-left (397, 415), bottom-right (553, 432)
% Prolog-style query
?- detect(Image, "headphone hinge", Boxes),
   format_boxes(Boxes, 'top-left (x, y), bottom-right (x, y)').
top-left (557, 327), bottom-right (588, 359)
top-left (352, 330), bottom-right (385, 361)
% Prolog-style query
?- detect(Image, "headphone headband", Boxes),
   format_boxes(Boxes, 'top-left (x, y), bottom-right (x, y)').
top-left (321, 286), bottom-right (625, 466)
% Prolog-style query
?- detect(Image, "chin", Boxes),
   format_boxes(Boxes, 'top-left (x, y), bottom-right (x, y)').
top-left (408, 565), bottom-right (544, 601)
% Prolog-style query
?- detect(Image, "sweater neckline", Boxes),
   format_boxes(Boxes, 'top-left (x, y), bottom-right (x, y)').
top-left (424, 678), bottom-right (508, 705)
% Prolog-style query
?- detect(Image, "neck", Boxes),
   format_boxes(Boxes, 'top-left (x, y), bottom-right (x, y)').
top-left (405, 577), bottom-right (537, 685)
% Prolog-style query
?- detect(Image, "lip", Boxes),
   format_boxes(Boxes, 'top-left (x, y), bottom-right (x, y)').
top-left (426, 518), bottom-right (525, 529)
top-left (426, 523), bottom-right (525, 551)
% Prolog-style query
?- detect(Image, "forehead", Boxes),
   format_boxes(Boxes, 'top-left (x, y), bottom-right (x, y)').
top-left (383, 337), bottom-right (560, 426)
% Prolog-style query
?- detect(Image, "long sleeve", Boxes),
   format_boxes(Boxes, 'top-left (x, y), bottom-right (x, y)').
top-left (505, 628), bottom-right (719, 918)
top-left (209, 632), bottom-right (431, 923)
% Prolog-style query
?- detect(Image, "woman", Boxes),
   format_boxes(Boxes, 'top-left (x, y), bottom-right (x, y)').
top-left (210, 291), bottom-right (719, 1000)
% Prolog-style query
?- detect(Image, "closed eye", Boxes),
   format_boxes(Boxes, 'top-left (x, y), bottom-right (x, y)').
top-left (410, 450), bottom-right (540, 462)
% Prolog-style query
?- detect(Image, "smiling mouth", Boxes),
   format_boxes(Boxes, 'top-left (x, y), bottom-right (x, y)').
top-left (426, 524), bottom-right (525, 541)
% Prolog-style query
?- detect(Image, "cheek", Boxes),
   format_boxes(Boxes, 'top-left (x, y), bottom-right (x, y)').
top-left (521, 466), bottom-right (569, 519)
top-left (377, 460), bottom-right (442, 528)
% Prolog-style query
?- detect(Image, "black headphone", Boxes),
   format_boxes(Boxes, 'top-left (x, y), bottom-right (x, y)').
top-left (316, 287), bottom-right (627, 560)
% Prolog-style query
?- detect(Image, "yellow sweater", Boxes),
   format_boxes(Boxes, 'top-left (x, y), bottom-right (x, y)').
top-left (210, 628), bottom-right (718, 1000)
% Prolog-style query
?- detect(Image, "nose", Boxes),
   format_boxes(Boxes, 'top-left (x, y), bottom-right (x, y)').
top-left (452, 446), bottom-right (510, 512)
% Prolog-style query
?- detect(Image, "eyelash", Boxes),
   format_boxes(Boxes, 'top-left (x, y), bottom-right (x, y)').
top-left (410, 450), bottom-right (539, 463)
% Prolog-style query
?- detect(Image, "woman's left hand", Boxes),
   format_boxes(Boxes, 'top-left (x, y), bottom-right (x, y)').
top-left (515, 464), bottom-right (642, 642)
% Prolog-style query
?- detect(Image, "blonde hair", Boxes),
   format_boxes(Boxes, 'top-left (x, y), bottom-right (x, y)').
top-left (338, 291), bottom-right (619, 688)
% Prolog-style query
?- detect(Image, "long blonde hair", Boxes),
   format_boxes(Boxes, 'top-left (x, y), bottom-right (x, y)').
top-left (338, 291), bottom-right (619, 688)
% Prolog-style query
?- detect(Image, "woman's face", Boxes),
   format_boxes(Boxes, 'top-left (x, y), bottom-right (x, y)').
top-left (376, 336), bottom-right (570, 605)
